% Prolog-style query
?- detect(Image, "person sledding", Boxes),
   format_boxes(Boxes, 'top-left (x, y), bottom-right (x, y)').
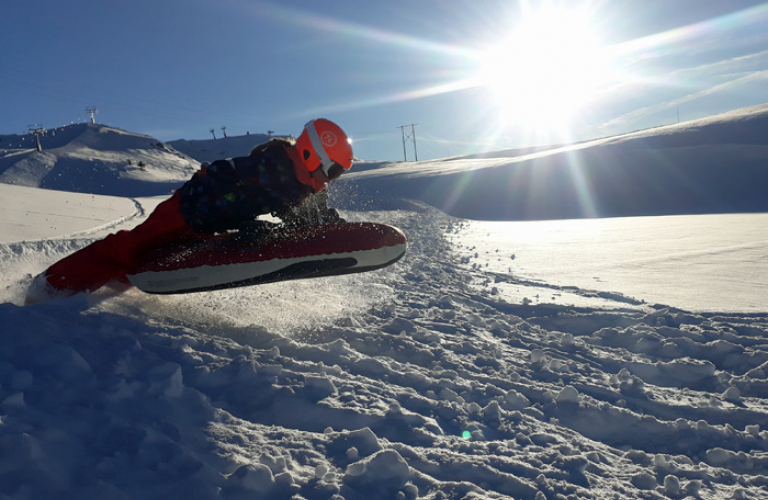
top-left (35, 118), bottom-right (354, 299)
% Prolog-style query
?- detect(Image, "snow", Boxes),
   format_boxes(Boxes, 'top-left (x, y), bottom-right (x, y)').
top-left (334, 104), bottom-right (768, 221)
top-left (167, 133), bottom-right (275, 164)
top-left (1, 108), bottom-right (768, 499)
top-left (0, 184), bottom-right (141, 242)
top-left (449, 213), bottom-right (768, 313)
top-left (0, 123), bottom-right (198, 197)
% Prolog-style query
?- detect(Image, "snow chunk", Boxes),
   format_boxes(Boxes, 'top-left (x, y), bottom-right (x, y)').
top-left (149, 362), bottom-right (184, 398)
top-left (225, 459), bottom-right (297, 497)
top-left (530, 349), bottom-right (546, 364)
top-left (344, 450), bottom-right (411, 493)
top-left (259, 454), bottom-right (287, 474)
top-left (304, 375), bottom-right (338, 400)
top-left (384, 317), bottom-right (417, 334)
top-left (722, 386), bottom-right (741, 403)
top-left (631, 472), bottom-right (658, 490)
top-left (228, 464), bottom-right (275, 493)
top-left (328, 427), bottom-right (383, 464)
top-left (314, 463), bottom-right (334, 481)
top-left (663, 475), bottom-right (681, 497)
top-left (555, 385), bottom-right (579, 404)
top-left (437, 295), bottom-right (455, 308)
top-left (481, 400), bottom-right (502, 423)
top-left (502, 389), bottom-right (530, 410)
top-left (660, 358), bottom-right (716, 383)
top-left (731, 488), bottom-right (748, 500)
top-left (38, 343), bottom-right (92, 380)
top-left (439, 387), bottom-right (461, 402)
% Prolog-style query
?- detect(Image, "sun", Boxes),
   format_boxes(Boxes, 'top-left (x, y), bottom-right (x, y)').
top-left (478, 7), bottom-right (610, 132)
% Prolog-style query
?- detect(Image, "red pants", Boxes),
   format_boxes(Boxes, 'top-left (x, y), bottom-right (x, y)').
top-left (45, 192), bottom-right (199, 294)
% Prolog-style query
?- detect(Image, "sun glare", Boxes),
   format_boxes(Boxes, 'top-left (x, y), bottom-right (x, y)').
top-left (479, 7), bottom-right (610, 132)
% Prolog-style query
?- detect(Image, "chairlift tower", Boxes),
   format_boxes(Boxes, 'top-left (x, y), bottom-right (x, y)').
top-left (397, 123), bottom-right (418, 161)
top-left (85, 106), bottom-right (98, 124)
top-left (28, 125), bottom-right (45, 152)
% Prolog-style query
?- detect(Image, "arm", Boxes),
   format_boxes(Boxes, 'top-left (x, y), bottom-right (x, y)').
top-left (278, 189), bottom-right (345, 226)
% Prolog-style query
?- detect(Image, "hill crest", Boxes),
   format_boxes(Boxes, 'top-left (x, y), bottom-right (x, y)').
top-left (0, 124), bottom-right (199, 197)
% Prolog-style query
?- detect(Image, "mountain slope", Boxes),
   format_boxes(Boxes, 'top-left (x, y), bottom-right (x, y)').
top-left (3, 104), bottom-right (767, 219)
top-left (336, 104), bottom-right (768, 220)
top-left (168, 133), bottom-right (276, 163)
top-left (0, 124), bottom-right (199, 197)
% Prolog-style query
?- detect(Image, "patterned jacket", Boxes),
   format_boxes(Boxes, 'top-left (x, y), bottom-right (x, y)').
top-left (178, 138), bottom-right (322, 233)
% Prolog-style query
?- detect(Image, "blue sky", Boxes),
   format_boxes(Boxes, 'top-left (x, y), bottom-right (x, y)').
top-left (2, 0), bottom-right (768, 161)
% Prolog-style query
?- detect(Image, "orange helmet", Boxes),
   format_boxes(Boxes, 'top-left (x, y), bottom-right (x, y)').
top-left (296, 119), bottom-right (353, 180)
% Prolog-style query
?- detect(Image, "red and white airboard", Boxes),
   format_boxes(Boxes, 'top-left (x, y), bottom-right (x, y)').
top-left (127, 222), bottom-right (407, 294)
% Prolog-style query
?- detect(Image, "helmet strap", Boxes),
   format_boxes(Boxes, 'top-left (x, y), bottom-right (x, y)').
top-left (305, 120), bottom-right (334, 173)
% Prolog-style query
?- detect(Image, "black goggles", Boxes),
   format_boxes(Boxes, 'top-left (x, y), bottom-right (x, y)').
top-left (321, 161), bottom-right (345, 181)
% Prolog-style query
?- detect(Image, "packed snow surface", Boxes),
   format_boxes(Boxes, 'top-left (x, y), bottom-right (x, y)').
top-left (1, 108), bottom-right (768, 499)
top-left (451, 214), bottom-right (768, 313)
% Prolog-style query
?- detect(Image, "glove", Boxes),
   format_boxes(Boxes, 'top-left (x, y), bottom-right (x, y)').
top-left (237, 220), bottom-right (278, 240)
top-left (319, 208), bottom-right (345, 224)
top-left (279, 207), bottom-right (345, 226)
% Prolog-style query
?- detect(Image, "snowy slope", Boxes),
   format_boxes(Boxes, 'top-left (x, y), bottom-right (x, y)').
top-left (0, 124), bottom-right (198, 197)
top-left (0, 183), bottom-right (141, 242)
top-left (451, 214), bottom-right (768, 313)
top-left (335, 104), bottom-right (768, 220)
top-left (168, 133), bottom-right (276, 164)
top-left (1, 107), bottom-right (767, 500)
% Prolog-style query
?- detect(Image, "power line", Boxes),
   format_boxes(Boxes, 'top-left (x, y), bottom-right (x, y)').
top-left (397, 123), bottom-right (418, 161)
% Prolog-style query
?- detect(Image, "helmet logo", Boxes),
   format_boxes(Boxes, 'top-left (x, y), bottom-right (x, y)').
top-left (320, 131), bottom-right (337, 148)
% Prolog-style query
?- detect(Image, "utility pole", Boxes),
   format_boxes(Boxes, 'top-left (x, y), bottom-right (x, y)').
top-left (85, 106), bottom-right (98, 124)
top-left (397, 123), bottom-right (418, 161)
top-left (210, 128), bottom-right (216, 140)
top-left (221, 126), bottom-right (228, 138)
top-left (28, 125), bottom-right (45, 152)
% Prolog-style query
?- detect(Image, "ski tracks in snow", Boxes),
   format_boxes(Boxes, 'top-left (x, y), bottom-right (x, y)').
top-left (0, 197), bottom-right (146, 304)
top-left (2, 207), bottom-right (768, 499)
